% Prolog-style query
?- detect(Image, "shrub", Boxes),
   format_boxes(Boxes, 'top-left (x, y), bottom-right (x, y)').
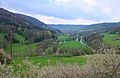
top-left (0, 49), bottom-right (11, 64)
top-left (0, 47), bottom-right (120, 78)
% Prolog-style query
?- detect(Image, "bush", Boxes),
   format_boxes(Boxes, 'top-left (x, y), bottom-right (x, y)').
top-left (69, 48), bottom-right (84, 56)
top-left (0, 50), bottom-right (11, 64)
top-left (0, 47), bottom-right (120, 78)
top-left (0, 50), bottom-right (5, 64)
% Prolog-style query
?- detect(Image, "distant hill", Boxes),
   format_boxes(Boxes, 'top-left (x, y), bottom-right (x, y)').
top-left (90, 22), bottom-right (120, 32)
top-left (49, 24), bottom-right (88, 33)
top-left (108, 26), bottom-right (120, 34)
top-left (49, 22), bottom-right (120, 33)
top-left (0, 8), bottom-right (58, 42)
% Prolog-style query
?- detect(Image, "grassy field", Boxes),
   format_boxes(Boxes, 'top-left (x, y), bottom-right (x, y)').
top-left (58, 35), bottom-right (70, 42)
top-left (60, 41), bottom-right (85, 49)
top-left (13, 56), bottom-right (87, 66)
top-left (12, 43), bottom-right (37, 53)
top-left (103, 33), bottom-right (120, 47)
top-left (59, 41), bottom-right (92, 54)
top-left (12, 33), bottom-right (37, 53)
top-left (0, 33), bottom-right (37, 53)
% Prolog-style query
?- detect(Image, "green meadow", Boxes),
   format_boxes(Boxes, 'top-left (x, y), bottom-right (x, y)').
top-left (58, 35), bottom-right (70, 42)
top-left (0, 33), bottom-right (37, 53)
top-left (12, 43), bottom-right (37, 53)
top-left (60, 41), bottom-right (85, 49)
top-left (13, 56), bottom-right (87, 66)
top-left (103, 33), bottom-right (120, 47)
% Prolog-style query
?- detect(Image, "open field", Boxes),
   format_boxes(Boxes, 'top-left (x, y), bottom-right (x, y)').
top-left (4, 43), bottom-right (37, 53)
top-left (60, 41), bottom-right (85, 49)
top-left (59, 41), bottom-right (92, 54)
top-left (58, 35), bottom-right (70, 42)
top-left (13, 56), bottom-right (86, 66)
top-left (103, 33), bottom-right (120, 47)
top-left (12, 33), bottom-right (37, 53)
top-left (12, 43), bottom-right (37, 53)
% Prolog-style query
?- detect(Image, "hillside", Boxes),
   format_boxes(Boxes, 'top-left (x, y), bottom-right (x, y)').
top-left (0, 8), bottom-right (57, 43)
top-left (17, 14), bottom-right (61, 34)
top-left (49, 22), bottom-right (120, 33)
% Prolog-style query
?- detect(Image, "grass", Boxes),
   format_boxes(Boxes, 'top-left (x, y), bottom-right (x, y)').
top-left (2, 52), bottom-right (120, 78)
top-left (14, 33), bottom-right (25, 43)
top-left (103, 33), bottom-right (120, 47)
top-left (0, 33), bottom-right (38, 53)
top-left (58, 35), bottom-right (70, 42)
top-left (13, 56), bottom-right (87, 66)
top-left (12, 43), bottom-right (37, 53)
top-left (12, 33), bottom-right (36, 52)
top-left (5, 41), bottom-right (37, 53)
top-left (59, 41), bottom-right (92, 54)
top-left (60, 41), bottom-right (86, 49)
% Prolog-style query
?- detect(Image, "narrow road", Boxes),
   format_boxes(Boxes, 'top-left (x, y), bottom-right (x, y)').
top-left (80, 36), bottom-right (86, 46)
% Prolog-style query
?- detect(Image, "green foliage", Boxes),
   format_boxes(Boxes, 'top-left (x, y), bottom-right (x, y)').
top-left (34, 37), bottom-right (44, 42)
top-left (14, 33), bottom-right (25, 43)
top-left (103, 33), bottom-right (120, 47)
top-left (0, 33), bottom-right (9, 50)
top-left (85, 33), bottom-right (102, 50)
top-left (36, 39), bottom-right (58, 55)
top-left (0, 33), bottom-right (5, 48)
top-left (59, 41), bottom-right (92, 56)
top-left (45, 47), bottom-right (54, 55)
top-left (0, 33), bottom-right (37, 53)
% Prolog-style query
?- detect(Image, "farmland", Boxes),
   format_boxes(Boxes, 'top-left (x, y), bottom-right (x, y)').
top-left (103, 33), bottom-right (120, 47)
top-left (12, 43), bottom-right (37, 53)
top-left (59, 41), bottom-right (84, 49)
top-left (13, 56), bottom-right (87, 66)
top-left (58, 35), bottom-right (71, 42)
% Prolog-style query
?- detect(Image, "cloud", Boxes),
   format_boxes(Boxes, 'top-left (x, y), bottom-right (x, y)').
top-left (32, 14), bottom-right (98, 24)
top-left (3, 8), bottom-right (98, 24)
top-left (96, 0), bottom-right (120, 21)
top-left (0, 0), bottom-right (109, 20)
top-left (0, 0), bottom-right (120, 24)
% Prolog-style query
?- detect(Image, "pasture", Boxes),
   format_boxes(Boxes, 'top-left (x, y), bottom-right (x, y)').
top-left (59, 41), bottom-right (92, 54)
top-left (13, 56), bottom-right (87, 66)
top-left (58, 35), bottom-right (70, 42)
top-left (59, 41), bottom-right (84, 49)
top-left (103, 33), bottom-right (120, 47)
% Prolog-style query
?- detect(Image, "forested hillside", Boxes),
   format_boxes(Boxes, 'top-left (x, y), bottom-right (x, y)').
top-left (49, 22), bottom-right (120, 33)
top-left (0, 8), bottom-right (57, 44)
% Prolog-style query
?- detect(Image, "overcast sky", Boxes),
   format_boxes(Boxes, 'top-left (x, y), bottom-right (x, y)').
top-left (0, 0), bottom-right (120, 24)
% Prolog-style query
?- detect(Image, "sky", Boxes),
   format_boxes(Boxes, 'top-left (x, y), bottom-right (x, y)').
top-left (0, 0), bottom-right (120, 24)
